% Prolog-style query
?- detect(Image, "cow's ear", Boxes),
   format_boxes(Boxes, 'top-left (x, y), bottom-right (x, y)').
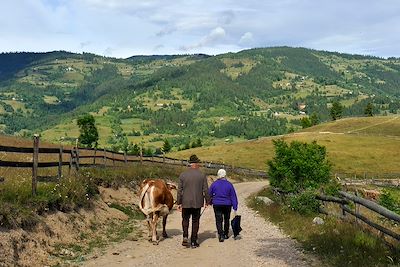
top-left (166, 183), bottom-right (177, 190)
top-left (140, 179), bottom-right (149, 187)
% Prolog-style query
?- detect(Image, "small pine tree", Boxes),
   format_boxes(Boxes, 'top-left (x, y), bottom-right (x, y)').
top-left (310, 112), bottom-right (319, 125)
top-left (196, 138), bottom-right (202, 147)
top-left (330, 101), bottom-right (343, 121)
top-left (364, 102), bottom-right (374, 117)
top-left (162, 139), bottom-right (172, 153)
top-left (184, 142), bottom-right (190, 150)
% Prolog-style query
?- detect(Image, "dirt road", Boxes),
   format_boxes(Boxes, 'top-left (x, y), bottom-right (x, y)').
top-left (84, 181), bottom-right (312, 267)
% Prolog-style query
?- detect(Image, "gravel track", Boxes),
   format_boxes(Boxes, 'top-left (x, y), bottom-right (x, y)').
top-left (84, 181), bottom-right (314, 267)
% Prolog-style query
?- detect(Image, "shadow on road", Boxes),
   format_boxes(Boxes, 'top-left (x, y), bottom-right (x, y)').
top-left (254, 237), bottom-right (308, 266)
top-left (199, 230), bottom-right (217, 243)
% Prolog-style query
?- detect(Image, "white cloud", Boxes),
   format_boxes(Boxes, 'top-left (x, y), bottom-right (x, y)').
top-left (239, 32), bottom-right (254, 45)
top-left (180, 27), bottom-right (226, 51)
top-left (0, 0), bottom-right (399, 57)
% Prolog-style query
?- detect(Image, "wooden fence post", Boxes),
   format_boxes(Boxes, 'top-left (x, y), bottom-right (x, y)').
top-left (93, 148), bottom-right (97, 165)
top-left (112, 152), bottom-right (115, 166)
top-left (124, 151), bottom-right (127, 165)
top-left (75, 146), bottom-right (80, 171)
top-left (69, 150), bottom-right (72, 175)
top-left (103, 148), bottom-right (106, 167)
top-left (32, 134), bottom-right (39, 196)
top-left (163, 152), bottom-right (165, 164)
top-left (355, 191), bottom-right (359, 224)
top-left (58, 145), bottom-right (63, 180)
top-left (140, 147), bottom-right (143, 164)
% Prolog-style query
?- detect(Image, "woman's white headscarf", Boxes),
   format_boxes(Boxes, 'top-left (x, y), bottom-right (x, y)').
top-left (217, 169), bottom-right (226, 179)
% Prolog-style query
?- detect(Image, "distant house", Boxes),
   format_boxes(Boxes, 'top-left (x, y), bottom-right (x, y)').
top-left (298, 103), bottom-right (306, 111)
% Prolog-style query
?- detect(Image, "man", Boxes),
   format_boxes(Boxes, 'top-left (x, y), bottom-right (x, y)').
top-left (177, 154), bottom-right (210, 248)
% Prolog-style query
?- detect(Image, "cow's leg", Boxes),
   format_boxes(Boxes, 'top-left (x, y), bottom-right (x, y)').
top-left (162, 214), bottom-right (168, 238)
top-left (151, 213), bottom-right (159, 244)
top-left (146, 214), bottom-right (152, 240)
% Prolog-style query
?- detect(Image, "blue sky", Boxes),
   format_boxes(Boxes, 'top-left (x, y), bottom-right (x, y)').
top-left (1, 0), bottom-right (399, 58)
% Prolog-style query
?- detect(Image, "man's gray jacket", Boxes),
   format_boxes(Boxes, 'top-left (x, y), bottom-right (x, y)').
top-left (177, 168), bottom-right (210, 208)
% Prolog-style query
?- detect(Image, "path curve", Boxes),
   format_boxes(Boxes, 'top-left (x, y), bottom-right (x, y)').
top-left (84, 181), bottom-right (313, 267)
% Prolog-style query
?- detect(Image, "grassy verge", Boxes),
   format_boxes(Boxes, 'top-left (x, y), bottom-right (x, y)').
top-left (248, 188), bottom-right (400, 267)
top-left (0, 163), bottom-right (184, 229)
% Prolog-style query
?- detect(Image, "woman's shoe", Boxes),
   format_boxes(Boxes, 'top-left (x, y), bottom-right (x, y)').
top-left (191, 241), bottom-right (200, 248)
top-left (218, 235), bottom-right (224, 242)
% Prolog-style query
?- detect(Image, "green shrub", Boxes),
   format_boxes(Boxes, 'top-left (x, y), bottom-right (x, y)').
top-left (288, 190), bottom-right (320, 215)
top-left (379, 190), bottom-right (400, 214)
top-left (322, 179), bottom-right (341, 196)
top-left (268, 139), bottom-right (331, 192)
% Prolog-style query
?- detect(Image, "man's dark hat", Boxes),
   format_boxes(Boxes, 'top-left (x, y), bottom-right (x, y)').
top-left (189, 154), bottom-right (201, 163)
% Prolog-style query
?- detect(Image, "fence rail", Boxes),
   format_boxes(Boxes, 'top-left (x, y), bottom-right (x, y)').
top-left (318, 190), bottom-right (400, 243)
top-left (0, 136), bottom-right (267, 195)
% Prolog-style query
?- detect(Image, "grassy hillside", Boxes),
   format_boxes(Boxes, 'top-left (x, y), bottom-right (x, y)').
top-left (169, 116), bottom-right (400, 175)
top-left (1, 47), bottom-right (400, 153)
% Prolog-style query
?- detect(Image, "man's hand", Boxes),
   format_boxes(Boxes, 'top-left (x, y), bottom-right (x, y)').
top-left (177, 204), bottom-right (182, 212)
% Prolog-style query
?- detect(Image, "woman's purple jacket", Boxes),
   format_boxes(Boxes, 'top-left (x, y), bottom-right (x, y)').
top-left (209, 178), bottom-right (238, 211)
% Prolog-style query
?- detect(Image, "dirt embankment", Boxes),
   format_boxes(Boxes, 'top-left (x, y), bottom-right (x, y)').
top-left (0, 187), bottom-right (140, 267)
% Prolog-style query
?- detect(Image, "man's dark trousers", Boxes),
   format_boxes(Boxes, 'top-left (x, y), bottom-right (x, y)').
top-left (182, 208), bottom-right (201, 242)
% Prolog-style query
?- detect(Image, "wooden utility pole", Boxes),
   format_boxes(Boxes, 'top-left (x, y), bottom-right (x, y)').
top-left (32, 134), bottom-right (39, 196)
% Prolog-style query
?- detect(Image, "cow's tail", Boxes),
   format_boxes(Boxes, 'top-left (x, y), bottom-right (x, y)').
top-left (139, 182), bottom-right (151, 215)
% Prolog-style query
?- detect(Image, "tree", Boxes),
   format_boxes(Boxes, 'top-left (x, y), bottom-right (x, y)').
top-left (162, 139), bottom-right (172, 153)
top-left (129, 143), bottom-right (140, 155)
top-left (310, 112), bottom-right (319, 125)
top-left (300, 117), bottom-right (312, 128)
top-left (364, 102), bottom-right (374, 117)
top-left (196, 138), bottom-right (202, 147)
top-left (267, 139), bottom-right (331, 192)
top-left (330, 101), bottom-right (343, 120)
top-left (77, 114), bottom-right (99, 147)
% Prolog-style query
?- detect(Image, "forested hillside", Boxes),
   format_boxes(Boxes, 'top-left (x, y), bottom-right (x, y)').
top-left (1, 47), bottom-right (399, 153)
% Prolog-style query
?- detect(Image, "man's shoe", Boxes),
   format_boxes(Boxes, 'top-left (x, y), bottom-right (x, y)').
top-left (218, 235), bottom-right (224, 242)
top-left (223, 234), bottom-right (229, 240)
top-left (182, 237), bottom-right (189, 247)
top-left (191, 241), bottom-right (200, 248)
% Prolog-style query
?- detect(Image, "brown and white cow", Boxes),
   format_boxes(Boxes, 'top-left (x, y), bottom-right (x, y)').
top-left (138, 179), bottom-right (176, 244)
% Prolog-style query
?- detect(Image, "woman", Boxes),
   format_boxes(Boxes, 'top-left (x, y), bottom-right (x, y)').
top-left (209, 169), bottom-right (238, 242)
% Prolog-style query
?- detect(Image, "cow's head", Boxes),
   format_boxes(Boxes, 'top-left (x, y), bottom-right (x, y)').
top-left (166, 182), bottom-right (177, 191)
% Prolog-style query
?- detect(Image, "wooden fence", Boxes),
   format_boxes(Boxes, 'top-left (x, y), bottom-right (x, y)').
top-left (317, 191), bottom-right (400, 243)
top-left (0, 136), bottom-right (267, 195)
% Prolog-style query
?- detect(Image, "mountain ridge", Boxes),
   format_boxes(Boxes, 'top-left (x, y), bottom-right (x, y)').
top-left (1, 46), bottom-right (399, 151)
